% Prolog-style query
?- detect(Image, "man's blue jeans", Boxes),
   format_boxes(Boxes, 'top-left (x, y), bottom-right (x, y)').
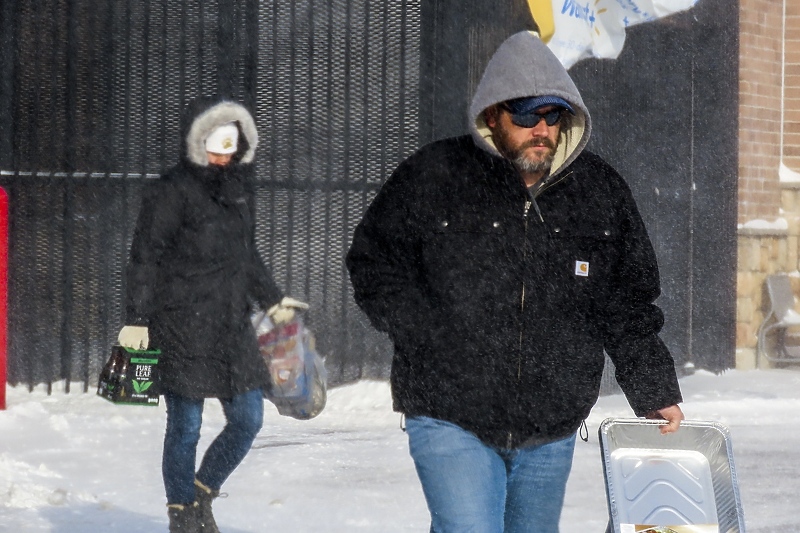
top-left (162, 388), bottom-right (264, 505)
top-left (405, 416), bottom-right (576, 533)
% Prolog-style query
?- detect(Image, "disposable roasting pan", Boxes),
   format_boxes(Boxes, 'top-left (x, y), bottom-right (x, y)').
top-left (598, 418), bottom-right (745, 533)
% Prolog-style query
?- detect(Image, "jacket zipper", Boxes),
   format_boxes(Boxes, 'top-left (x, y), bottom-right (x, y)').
top-left (511, 172), bottom-right (573, 449)
top-left (511, 199), bottom-right (533, 450)
top-left (509, 171), bottom-right (574, 450)
top-left (534, 170), bottom-right (573, 199)
top-left (520, 199), bottom-right (532, 380)
top-left (518, 169), bottom-right (573, 322)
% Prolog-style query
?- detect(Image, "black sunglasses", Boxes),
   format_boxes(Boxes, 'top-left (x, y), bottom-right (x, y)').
top-left (500, 104), bottom-right (564, 128)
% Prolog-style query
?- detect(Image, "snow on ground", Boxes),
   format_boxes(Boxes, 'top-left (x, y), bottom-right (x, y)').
top-left (1, 368), bottom-right (799, 532)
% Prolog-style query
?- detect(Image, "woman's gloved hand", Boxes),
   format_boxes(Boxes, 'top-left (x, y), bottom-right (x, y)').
top-left (267, 297), bottom-right (309, 326)
top-left (118, 325), bottom-right (150, 350)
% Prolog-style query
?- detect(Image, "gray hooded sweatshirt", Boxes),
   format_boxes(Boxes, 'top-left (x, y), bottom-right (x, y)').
top-left (469, 30), bottom-right (592, 181)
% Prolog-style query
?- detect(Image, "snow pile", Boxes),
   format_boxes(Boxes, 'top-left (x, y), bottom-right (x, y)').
top-left (1, 368), bottom-right (799, 531)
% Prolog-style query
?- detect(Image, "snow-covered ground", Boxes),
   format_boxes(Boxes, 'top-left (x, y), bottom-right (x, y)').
top-left (1, 368), bottom-right (798, 532)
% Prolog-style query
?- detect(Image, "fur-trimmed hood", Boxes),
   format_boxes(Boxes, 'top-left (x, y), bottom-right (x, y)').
top-left (180, 95), bottom-right (259, 166)
top-left (469, 31), bottom-right (591, 178)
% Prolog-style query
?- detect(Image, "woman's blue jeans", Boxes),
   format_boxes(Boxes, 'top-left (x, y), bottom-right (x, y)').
top-left (162, 388), bottom-right (264, 505)
top-left (405, 416), bottom-right (576, 533)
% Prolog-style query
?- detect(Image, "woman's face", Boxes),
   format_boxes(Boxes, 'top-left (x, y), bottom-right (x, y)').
top-left (206, 152), bottom-right (234, 166)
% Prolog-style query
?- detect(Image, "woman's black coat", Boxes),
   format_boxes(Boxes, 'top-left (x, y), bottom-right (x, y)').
top-left (124, 97), bottom-right (283, 399)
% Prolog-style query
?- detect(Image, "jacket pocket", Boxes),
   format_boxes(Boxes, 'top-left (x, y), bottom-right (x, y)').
top-left (546, 225), bottom-right (618, 303)
top-left (430, 213), bottom-right (509, 235)
top-left (420, 213), bottom-right (518, 338)
top-left (423, 213), bottom-right (509, 268)
top-left (422, 214), bottom-right (511, 286)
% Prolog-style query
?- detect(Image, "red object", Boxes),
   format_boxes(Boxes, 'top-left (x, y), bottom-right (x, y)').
top-left (0, 188), bottom-right (7, 409)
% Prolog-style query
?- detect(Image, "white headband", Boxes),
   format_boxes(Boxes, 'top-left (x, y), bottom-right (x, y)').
top-left (205, 122), bottom-right (239, 154)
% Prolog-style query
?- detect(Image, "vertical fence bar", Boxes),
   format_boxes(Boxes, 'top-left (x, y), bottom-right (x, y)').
top-left (0, 1), bottom-right (16, 170)
top-left (243, 0), bottom-right (259, 113)
top-left (338, 0), bottom-right (353, 381)
top-left (0, 188), bottom-right (7, 408)
top-left (60, 0), bottom-right (79, 393)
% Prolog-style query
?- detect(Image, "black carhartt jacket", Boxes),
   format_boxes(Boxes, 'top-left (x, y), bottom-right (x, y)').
top-left (346, 134), bottom-right (682, 448)
top-left (124, 96), bottom-right (283, 399)
top-left (348, 30), bottom-right (682, 449)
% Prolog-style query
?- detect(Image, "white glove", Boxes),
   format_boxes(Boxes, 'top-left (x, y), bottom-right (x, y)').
top-left (267, 297), bottom-right (309, 326)
top-left (118, 326), bottom-right (150, 350)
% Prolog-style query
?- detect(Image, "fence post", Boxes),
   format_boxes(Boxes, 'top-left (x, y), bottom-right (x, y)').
top-left (0, 187), bottom-right (7, 409)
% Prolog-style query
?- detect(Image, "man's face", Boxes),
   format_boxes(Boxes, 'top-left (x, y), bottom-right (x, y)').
top-left (486, 104), bottom-right (562, 175)
top-left (207, 152), bottom-right (234, 166)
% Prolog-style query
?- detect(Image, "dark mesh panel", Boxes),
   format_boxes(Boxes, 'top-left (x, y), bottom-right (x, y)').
top-left (0, 175), bottom-right (145, 390)
top-left (3, 0), bottom-right (421, 390)
top-left (256, 0), bottom-right (421, 384)
top-left (6, 180), bottom-right (65, 386)
top-left (64, 180), bottom-right (127, 391)
top-left (15, 2), bottom-right (68, 171)
top-left (110, 1), bottom-right (227, 174)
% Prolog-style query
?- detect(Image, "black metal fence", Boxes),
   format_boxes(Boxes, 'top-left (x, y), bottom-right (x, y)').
top-left (0, 0), bottom-right (738, 394)
top-left (0, 0), bottom-right (420, 391)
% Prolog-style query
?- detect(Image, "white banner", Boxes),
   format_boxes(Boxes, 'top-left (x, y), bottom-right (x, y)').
top-left (539, 0), bottom-right (700, 69)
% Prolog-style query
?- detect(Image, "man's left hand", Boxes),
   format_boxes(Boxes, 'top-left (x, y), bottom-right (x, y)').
top-left (646, 404), bottom-right (684, 435)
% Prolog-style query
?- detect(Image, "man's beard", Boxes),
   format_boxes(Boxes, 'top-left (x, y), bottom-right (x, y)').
top-left (511, 145), bottom-right (554, 174)
top-left (493, 126), bottom-right (557, 175)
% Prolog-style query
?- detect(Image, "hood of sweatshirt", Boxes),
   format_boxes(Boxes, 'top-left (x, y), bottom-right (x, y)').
top-left (180, 95), bottom-right (259, 167)
top-left (469, 31), bottom-right (591, 179)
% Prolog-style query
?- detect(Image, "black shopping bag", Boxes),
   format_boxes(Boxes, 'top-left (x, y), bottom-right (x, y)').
top-left (97, 345), bottom-right (161, 406)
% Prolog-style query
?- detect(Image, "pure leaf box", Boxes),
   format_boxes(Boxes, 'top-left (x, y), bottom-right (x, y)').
top-left (97, 345), bottom-right (161, 406)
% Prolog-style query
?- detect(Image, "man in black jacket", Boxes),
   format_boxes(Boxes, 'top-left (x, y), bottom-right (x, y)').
top-left (118, 95), bottom-right (307, 532)
top-left (346, 31), bottom-right (684, 532)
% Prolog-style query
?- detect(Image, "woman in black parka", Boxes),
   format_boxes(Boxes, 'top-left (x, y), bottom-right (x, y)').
top-left (118, 95), bottom-right (307, 532)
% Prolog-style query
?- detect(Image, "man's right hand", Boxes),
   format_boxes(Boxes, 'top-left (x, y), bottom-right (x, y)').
top-left (118, 326), bottom-right (149, 350)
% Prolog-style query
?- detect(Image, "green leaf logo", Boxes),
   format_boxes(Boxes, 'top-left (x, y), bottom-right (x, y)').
top-left (132, 381), bottom-right (153, 393)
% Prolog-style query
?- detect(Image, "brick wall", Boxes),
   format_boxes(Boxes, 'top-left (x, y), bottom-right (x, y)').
top-left (736, 1), bottom-right (800, 368)
top-left (783, 3), bottom-right (800, 172)
top-left (738, 0), bottom-right (785, 224)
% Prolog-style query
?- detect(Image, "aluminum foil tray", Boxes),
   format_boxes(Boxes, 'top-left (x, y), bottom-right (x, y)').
top-left (599, 418), bottom-right (745, 533)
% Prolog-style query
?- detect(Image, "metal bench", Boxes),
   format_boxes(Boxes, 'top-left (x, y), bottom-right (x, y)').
top-left (756, 273), bottom-right (800, 367)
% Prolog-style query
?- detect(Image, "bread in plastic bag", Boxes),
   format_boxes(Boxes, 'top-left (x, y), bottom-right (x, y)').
top-left (253, 313), bottom-right (327, 420)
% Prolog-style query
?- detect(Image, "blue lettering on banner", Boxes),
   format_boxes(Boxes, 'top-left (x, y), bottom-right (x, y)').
top-left (561, 0), bottom-right (596, 26)
top-left (614, 0), bottom-right (656, 22)
top-left (550, 37), bottom-right (589, 52)
top-left (615, 0), bottom-right (643, 15)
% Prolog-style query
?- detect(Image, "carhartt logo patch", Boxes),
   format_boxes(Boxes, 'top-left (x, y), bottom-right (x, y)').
top-left (575, 261), bottom-right (589, 277)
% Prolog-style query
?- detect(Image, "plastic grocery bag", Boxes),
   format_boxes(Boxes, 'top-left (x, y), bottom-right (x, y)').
top-left (252, 313), bottom-right (327, 420)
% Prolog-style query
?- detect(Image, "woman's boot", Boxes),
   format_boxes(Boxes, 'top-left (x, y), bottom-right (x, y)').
top-left (194, 479), bottom-right (221, 533)
top-left (167, 502), bottom-right (200, 532)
